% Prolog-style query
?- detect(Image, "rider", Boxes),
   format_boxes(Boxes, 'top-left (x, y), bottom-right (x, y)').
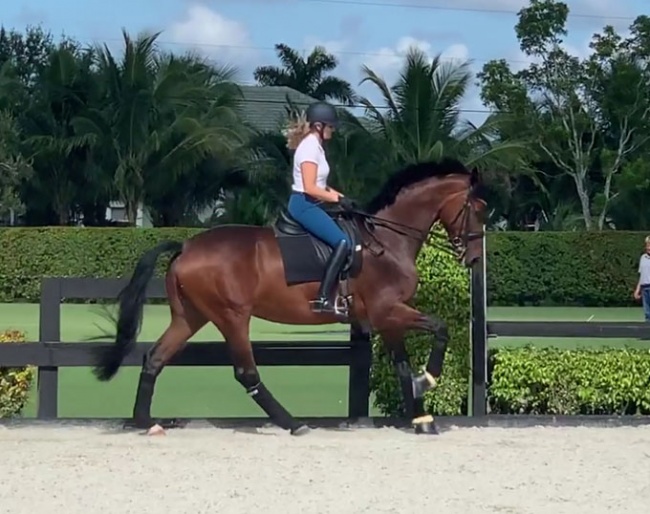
top-left (285, 101), bottom-right (355, 315)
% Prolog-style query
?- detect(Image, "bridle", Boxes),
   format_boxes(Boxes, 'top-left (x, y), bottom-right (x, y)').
top-left (349, 185), bottom-right (485, 260)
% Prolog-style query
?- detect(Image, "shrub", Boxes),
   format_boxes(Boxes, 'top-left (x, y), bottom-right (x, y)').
top-left (0, 227), bottom-right (201, 302)
top-left (370, 227), bottom-right (470, 416)
top-left (489, 346), bottom-right (650, 415)
top-left (486, 231), bottom-right (646, 307)
top-left (2, 228), bottom-right (649, 306)
top-left (0, 330), bottom-right (35, 418)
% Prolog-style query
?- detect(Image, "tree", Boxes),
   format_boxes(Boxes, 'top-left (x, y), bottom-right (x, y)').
top-left (324, 111), bottom-right (389, 205)
top-left (0, 110), bottom-right (32, 222)
top-left (358, 46), bottom-right (529, 177)
top-left (253, 43), bottom-right (357, 105)
top-left (478, 0), bottom-right (650, 230)
top-left (20, 44), bottom-right (99, 225)
top-left (0, 25), bottom-right (58, 90)
top-left (76, 30), bottom-right (247, 225)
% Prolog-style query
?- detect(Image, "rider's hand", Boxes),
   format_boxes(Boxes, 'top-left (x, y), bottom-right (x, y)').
top-left (338, 196), bottom-right (358, 211)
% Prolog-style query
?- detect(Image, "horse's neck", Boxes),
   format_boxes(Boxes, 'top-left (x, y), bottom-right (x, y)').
top-left (372, 196), bottom-right (437, 261)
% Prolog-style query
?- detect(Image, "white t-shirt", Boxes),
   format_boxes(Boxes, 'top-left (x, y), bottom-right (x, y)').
top-left (639, 253), bottom-right (650, 285)
top-left (291, 133), bottom-right (330, 193)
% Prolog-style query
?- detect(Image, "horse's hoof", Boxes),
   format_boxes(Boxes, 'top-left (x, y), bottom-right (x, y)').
top-left (414, 422), bottom-right (438, 435)
top-left (146, 424), bottom-right (166, 436)
top-left (412, 415), bottom-right (438, 435)
top-left (290, 424), bottom-right (311, 436)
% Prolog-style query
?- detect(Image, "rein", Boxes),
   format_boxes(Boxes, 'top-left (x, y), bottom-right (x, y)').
top-left (348, 187), bottom-right (484, 259)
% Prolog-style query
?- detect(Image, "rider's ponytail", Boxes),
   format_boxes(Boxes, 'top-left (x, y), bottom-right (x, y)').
top-left (283, 110), bottom-right (311, 150)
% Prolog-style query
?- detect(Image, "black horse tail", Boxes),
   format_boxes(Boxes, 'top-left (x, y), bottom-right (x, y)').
top-left (92, 240), bottom-right (184, 381)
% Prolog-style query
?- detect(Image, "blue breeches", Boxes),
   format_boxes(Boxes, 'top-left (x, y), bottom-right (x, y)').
top-left (287, 192), bottom-right (350, 249)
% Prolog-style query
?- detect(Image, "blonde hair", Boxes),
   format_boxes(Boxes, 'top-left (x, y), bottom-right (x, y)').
top-left (283, 110), bottom-right (312, 150)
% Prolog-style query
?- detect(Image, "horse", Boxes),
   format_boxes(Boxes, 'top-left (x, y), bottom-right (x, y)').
top-left (92, 157), bottom-right (487, 436)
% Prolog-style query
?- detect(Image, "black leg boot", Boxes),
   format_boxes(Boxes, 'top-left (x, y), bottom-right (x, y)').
top-left (310, 240), bottom-right (349, 315)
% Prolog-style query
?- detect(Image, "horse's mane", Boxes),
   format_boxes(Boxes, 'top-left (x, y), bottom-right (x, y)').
top-left (364, 158), bottom-right (471, 214)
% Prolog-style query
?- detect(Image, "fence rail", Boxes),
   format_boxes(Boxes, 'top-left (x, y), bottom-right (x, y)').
top-left (488, 321), bottom-right (650, 339)
top-left (0, 277), bottom-right (372, 420)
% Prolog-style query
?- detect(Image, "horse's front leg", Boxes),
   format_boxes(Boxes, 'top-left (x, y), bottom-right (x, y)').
top-left (374, 303), bottom-right (450, 435)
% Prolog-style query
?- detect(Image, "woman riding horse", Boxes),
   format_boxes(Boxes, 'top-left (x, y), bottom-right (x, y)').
top-left (284, 101), bottom-right (356, 315)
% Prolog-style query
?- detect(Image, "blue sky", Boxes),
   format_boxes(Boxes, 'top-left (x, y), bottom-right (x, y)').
top-left (3, 0), bottom-right (646, 124)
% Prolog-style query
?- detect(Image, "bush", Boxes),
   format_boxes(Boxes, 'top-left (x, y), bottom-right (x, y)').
top-left (0, 227), bottom-right (201, 302)
top-left (2, 228), bottom-right (649, 306)
top-left (370, 227), bottom-right (470, 416)
top-left (489, 346), bottom-right (650, 415)
top-left (0, 330), bottom-right (35, 418)
top-left (486, 231), bottom-right (646, 307)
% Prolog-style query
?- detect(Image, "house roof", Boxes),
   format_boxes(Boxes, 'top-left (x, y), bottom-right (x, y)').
top-left (237, 85), bottom-right (319, 133)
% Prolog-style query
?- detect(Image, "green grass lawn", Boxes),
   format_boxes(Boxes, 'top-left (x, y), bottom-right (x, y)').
top-left (1, 303), bottom-right (648, 418)
top-left (1, 303), bottom-right (354, 418)
top-left (488, 305), bottom-right (650, 350)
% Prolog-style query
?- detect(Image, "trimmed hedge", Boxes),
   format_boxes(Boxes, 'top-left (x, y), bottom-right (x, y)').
top-left (0, 227), bottom-right (200, 302)
top-left (370, 226), bottom-right (470, 416)
top-left (486, 231), bottom-right (647, 307)
top-left (1, 228), bottom-right (648, 305)
top-left (488, 346), bottom-right (650, 415)
top-left (0, 330), bottom-right (34, 418)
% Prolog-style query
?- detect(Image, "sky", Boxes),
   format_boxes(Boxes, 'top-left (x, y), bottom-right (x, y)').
top-left (3, 0), bottom-right (646, 125)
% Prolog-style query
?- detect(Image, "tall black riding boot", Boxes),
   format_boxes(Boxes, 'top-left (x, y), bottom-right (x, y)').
top-left (310, 240), bottom-right (349, 315)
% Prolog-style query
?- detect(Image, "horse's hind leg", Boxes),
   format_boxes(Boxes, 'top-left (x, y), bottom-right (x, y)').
top-left (131, 302), bottom-right (206, 434)
top-left (207, 308), bottom-right (309, 436)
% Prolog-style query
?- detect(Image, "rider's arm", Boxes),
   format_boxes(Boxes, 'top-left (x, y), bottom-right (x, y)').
top-left (300, 162), bottom-right (340, 202)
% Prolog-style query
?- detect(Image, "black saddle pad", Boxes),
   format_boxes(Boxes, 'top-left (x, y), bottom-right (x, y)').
top-left (272, 209), bottom-right (362, 285)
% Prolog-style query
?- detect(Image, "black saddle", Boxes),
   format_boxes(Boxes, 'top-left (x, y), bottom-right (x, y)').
top-left (272, 207), bottom-right (363, 286)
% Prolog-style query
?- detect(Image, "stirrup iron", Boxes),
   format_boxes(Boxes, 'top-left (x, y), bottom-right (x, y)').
top-left (310, 294), bottom-right (349, 317)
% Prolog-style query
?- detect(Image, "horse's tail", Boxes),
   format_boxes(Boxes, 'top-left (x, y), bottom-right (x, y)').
top-left (93, 240), bottom-right (184, 381)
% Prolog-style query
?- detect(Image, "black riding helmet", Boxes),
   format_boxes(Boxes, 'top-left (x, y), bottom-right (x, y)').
top-left (305, 101), bottom-right (339, 128)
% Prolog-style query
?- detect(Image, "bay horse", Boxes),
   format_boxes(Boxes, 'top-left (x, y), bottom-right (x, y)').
top-left (93, 157), bottom-right (486, 436)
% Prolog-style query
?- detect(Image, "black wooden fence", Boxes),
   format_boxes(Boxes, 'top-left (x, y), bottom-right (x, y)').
top-left (0, 277), bottom-right (372, 419)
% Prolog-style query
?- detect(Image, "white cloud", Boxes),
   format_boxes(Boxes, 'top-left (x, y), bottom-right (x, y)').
top-left (302, 36), bottom-right (350, 57)
top-left (440, 43), bottom-right (471, 63)
top-left (166, 4), bottom-right (258, 72)
top-left (360, 36), bottom-right (435, 78)
top-left (352, 36), bottom-right (472, 87)
top-left (337, 36), bottom-right (490, 124)
top-left (508, 34), bottom-right (601, 73)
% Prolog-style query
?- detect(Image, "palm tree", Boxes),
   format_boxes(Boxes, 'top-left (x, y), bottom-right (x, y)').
top-left (75, 29), bottom-right (247, 225)
top-left (19, 45), bottom-right (98, 224)
top-left (325, 111), bottom-right (389, 205)
top-left (358, 46), bottom-right (529, 172)
top-left (253, 43), bottom-right (357, 105)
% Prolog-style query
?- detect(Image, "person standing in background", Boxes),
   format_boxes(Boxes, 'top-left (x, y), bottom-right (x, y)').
top-left (633, 236), bottom-right (650, 321)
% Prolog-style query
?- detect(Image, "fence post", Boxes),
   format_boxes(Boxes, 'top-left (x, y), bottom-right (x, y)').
top-left (470, 231), bottom-right (488, 417)
top-left (37, 278), bottom-right (61, 419)
top-left (347, 322), bottom-right (372, 418)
